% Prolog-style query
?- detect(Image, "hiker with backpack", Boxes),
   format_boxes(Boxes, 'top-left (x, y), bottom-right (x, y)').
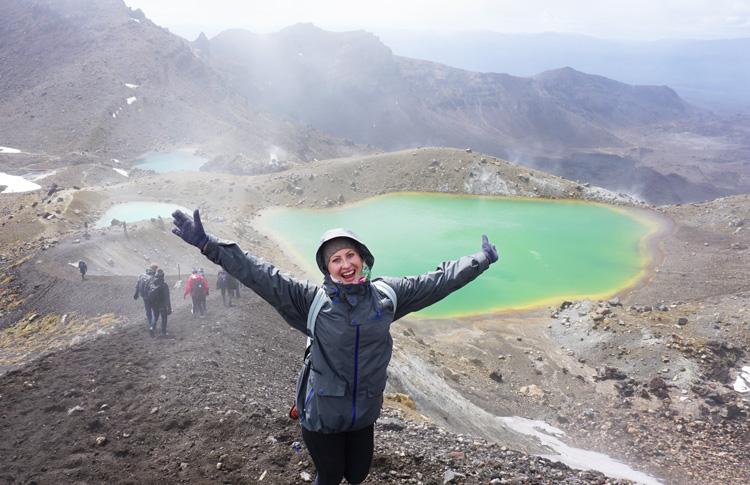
top-left (217, 269), bottom-right (233, 306)
top-left (198, 268), bottom-right (209, 314)
top-left (229, 273), bottom-right (240, 298)
top-left (184, 268), bottom-right (208, 317)
top-left (78, 260), bottom-right (87, 280)
top-left (146, 269), bottom-right (172, 337)
top-left (171, 209), bottom-right (499, 485)
top-left (134, 264), bottom-right (158, 331)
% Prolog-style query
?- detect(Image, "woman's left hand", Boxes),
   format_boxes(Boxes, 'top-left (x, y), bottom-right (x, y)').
top-left (481, 234), bottom-right (499, 264)
top-left (172, 209), bottom-right (209, 250)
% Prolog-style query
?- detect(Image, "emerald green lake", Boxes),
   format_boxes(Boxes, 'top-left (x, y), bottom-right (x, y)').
top-left (258, 193), bottom-right (657, 318)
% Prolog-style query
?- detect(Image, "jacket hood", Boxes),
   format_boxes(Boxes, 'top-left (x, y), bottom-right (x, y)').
top-left (315, 228), bottom-right (374, 274)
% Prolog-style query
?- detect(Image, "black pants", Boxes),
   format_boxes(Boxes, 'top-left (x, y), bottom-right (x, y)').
top-left (191, 295), bottom-right (206, 316)
top-left (301, 424), bottom-right (374, 485)
top-left (153, 310), bottom-right (168, 335)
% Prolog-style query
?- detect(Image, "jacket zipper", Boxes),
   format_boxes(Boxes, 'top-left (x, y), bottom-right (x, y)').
top-left (350, 323), bottom-right (360, 429)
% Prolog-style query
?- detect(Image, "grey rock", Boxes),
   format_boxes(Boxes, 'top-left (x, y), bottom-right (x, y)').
top-left (443, 469), bottom-right (464, 484)
top-left (721, 404), bottom-right (741, 420)
top-left (595, 366), bottom-right (627, 381)
top-left (378, 417), bottom-right (406, 431)
top-left (67, 404), bottom-right (84, 415)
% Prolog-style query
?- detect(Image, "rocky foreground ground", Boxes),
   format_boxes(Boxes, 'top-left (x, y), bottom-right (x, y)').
top-left (0, 148), bottom-right (748, 484)
top-left (0, 283), bottom-right (640, 484)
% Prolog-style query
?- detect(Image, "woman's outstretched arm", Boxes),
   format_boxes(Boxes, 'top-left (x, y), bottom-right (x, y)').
top-left (172, 209), bottom-right (316, 333)
top-left (381, 234), bottom-right (499, 320)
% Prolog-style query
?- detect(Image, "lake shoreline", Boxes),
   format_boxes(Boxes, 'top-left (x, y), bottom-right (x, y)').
top-left (254, 193), bottom-right (667, 318)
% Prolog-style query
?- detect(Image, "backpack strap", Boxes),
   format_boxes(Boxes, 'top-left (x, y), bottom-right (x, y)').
top-left (372, 280), bottom-right (397, 314)
top-left (305, 287), bottom-right (327, 351)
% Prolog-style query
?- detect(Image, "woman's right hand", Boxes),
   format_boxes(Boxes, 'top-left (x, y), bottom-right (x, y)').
top-left (172, 209), bottom-right (209, 250)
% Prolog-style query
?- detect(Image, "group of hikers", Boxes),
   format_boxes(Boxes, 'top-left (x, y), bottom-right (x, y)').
top-left (133, 263), bottom-right (172, 337)
top-left (133, 265), bottom-right (241, 335)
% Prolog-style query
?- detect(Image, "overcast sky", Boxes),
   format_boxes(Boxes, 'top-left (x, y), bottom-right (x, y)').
top-left (124, 0), bottom-right (750, 41)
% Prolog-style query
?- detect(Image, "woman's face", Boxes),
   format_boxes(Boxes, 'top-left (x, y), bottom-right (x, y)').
top-left (327, 247), bottom-right (363, 284)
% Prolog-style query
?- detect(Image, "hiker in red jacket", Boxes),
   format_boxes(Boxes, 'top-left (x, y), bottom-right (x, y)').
top-left (183, 268), bottom-right (209, 317)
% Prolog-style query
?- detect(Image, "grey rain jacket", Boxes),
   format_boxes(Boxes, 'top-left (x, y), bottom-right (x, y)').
top-left (200, 232), bottom-right (491, 433)
top-left (134, 269), bottom-right (155, 300)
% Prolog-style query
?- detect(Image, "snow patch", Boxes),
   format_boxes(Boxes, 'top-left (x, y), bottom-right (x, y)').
top-left (0, 172), bottom-right (42, 193)
top-left (124, 83), bottom-right (139, 89)
top-left (126, 97), bottom-right (137, 105)
top-left (390, 352), bottom-right (662, 485)
top-left (0, 146), bottom-right (22, 154)
top-left (27, 170), bottom-right (57, 181)
top-left (112, 112), bottom-right (117, 118)
top-left (734, 366), bottom-right (750, 393)
top-left (112, 168), bottom-right (129, 178)
top-left (500, 416), bottom-right (663, 485)
top-left (111, 158), bottom-right (120, 164)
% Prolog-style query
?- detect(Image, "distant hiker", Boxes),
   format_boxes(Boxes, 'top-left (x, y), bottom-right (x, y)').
top-left (146, 269), bottom-right (172, 337)
top-left (228, 272), bottom-right (240, 299)
top-left (77, 260), bottom-right (87, 280)
top-left (183, 269), bottom-right (200, 316)
top-left (134, 264), bottom-right (158, 331)
top-left (184, 268), bottom-right (208, 317)
top-left (171, 209), bottom-right (499, 485)
top-left (217, 269), bottom-right (232, 306)
top-left (198, 268), bottom-right (209, 314)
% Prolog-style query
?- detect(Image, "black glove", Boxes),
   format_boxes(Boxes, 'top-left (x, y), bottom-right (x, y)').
top-left (133, 294), bottom-right (138, 300)
top-left (481, 234), bottom-right (499, 264)
top-left (172, 209), bottom-right (209, 250)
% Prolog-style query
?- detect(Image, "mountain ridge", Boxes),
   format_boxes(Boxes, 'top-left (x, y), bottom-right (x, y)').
top-left (0, 0), bottom-right (364, 171)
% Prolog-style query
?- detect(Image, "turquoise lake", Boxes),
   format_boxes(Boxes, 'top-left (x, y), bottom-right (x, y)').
top-left (95, 202), bottom-right (189, 228)
top-left (257, 193), bottom-right (658, 318)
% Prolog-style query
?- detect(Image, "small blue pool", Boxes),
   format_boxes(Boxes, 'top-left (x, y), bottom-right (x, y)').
top-left (95, 202), bottom-right (189, 228)
top-left (134, 150), bottom-right (208, 172)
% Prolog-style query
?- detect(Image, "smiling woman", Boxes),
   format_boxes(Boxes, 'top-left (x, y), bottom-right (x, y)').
top-left (323, 238), bottom-right (365, 284)
top-left (171, 207), bottom-right (497, 485)
top-left (256, 192), bottom-right (660, 317)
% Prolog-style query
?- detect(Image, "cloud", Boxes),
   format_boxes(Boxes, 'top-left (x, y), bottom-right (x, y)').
top-left (124, 0), bottom-right (750, 40)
